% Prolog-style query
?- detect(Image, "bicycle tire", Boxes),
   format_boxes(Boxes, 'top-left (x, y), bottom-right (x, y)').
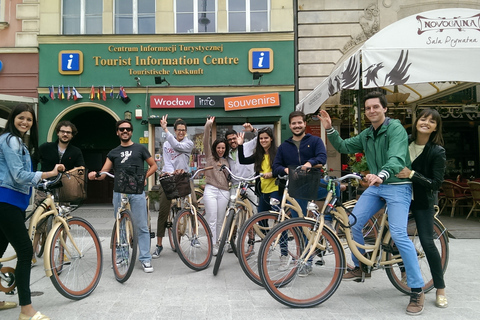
top-left (111, 210), bottom-right (138, 283)
top-left (168, 206), bottom-right (179, 252)
top-left (385, 216), bottom-right (449, 294)
top-left (173, 209), bottom-right (213, 271)
top-left (48, 217), bottom-right (103, 300)
top-left (213, 208), bottom-right (235, 276)
top-left (236, 211), bottom-right (281, 286)
top-left (258, 218), bottom-right (345, 308)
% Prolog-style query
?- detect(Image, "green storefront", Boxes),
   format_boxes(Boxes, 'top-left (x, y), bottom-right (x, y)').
top-left (37, 33), bottom-right (295, 203)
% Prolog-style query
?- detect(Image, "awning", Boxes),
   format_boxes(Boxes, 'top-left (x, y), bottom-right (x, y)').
top-left (297, 8), bottom-right (480, 114)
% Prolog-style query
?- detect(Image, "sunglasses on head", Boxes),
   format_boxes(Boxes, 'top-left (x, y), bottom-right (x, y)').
top-left (258, 127), bottom-right (272, 134)
top-left (118, 127), bottom-right (132, 132)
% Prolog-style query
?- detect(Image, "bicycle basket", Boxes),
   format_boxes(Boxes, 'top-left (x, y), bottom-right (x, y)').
top-left (57, 166), bottom-right (87, 203)
top-left (160, 172), bottom-right (191, 200)
top-left (287, 166), bottom-right (324, 200)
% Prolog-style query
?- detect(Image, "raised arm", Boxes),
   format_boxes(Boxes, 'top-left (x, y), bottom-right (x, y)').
top-left (203, 116), bottom-right (215, 158)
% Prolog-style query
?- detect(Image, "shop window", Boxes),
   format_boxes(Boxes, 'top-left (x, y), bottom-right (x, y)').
top-left (227, 0), bottom-right (269, 32)
top-left (62, 0), bottom-right (102, 35)
top-left (114, 0), bottom-right (155, 34)
top-left (175, 0), bottom-right (216, 33)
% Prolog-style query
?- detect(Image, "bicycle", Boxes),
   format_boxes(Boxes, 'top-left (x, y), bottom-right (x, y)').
top-left (160, 167), bottom-right (214, 271)
top-left (0, 174), bottom-right (103, 300)
top-left (212, 165), bottom-right (261, 276)
top-left (235, 175), bottom-right (303, 286)
top-left (96, 171), bottom-right (141, 283)
top-left (257, 173), bottom-right (449, 308)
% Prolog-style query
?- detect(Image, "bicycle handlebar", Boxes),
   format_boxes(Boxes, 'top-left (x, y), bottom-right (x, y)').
top-left (37, 172), bottom-right (63, 190)
top-left (97, 171), bottom-right (115, 179)
top-left (219, 164), bottom-right (263, 182)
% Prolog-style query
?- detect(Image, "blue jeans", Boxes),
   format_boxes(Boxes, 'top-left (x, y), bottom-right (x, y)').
top-left (113, 192), bottom-right (152, 263)
top-left (350, 184), bottom-right (424, 289)
top-left (258, 190), bottom-right (280, 213)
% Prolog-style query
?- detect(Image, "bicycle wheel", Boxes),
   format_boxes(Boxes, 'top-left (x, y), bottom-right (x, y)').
top-left (168, 205), bottom-right (179, 252)
top-left (213, 208), bottom-right (235, 276)
top-left (385, 216), bottom-right (449, 294)
top-left (49, 217), bottom-right (103, 300)
top-left (236, 211), bottom-right (281, 286)
top-left (173, 209), bottom-right (213, 271)
top-left (258, 218), bottom-right (345, 308)
top-left (230, 204), bottom-right (249, 257)
top-left (111, 210), bottom-right (138, 283)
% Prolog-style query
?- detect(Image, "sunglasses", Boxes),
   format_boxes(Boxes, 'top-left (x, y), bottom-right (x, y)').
top-left (258, 127), bottom-right (273, 134)
top-left (118, 127), bottom-right (132, 132)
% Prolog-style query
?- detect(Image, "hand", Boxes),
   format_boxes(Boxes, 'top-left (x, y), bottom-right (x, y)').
top-left (236, 132), bottom-right (245, 145)
top-left (206, 116), bottom-right (215, 125)
top-left (160, 114), bottom-right (168, 130)
top-left (53, 164), bottom-right (65, 174)
top-left (318, 110), bottom-right (333, 130)
top-left (242, 123), bottom-right (254, 132)
top-left (365, 173), bottom-right (383, 187)
top-left (396, 167), bottom-right (411, 179)
top-left (263, 172), bottom-right (273, 179)
top-left (173, 169), bottom-right (185, 175)
top-left (88, 171), bottom-right (97, 180)
top-left (302, 162), bottom-right (312, 170)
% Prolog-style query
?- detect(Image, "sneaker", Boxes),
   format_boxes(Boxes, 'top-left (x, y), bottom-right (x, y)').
top-left (142, 261), bottom-right (154, 273)
top-left (342, 267), bottom-right (371, 281)
top-left (278, 255), bottom-right (289, 271)
top-left (152, 245), bottom-right (163, 259)
top-left (115, 258), bottom-right (127, 269)
top-left (226, 243), bottom-right (233, 253)
top-left (298, 263), bottom-right (313, 277)
top-left (212, 244), bottom-right (219, 256)
top-left (191, 238), bottom-right (201, 248)
top-left (406, 291), bottom-right (425, 316)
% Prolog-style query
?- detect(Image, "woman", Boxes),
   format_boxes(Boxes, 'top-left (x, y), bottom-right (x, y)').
top-left (237, 127), bottom-right (279, 213)
top-left (0, 104), bottom-right (64, 320)
top-left (202, 116), bottom-right (230, 255)
top-left (397, 108), bottom-right (448, 308)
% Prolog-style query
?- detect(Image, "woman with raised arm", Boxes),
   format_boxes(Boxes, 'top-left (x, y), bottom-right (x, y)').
top-left (203, 116), bottom-right (230, 255)
top-left (0, 104), bottom-right (64, 320)
top-left (397, 108), bottom-right (448, 308)
top-left (237, 127), bottom-right (279, 213)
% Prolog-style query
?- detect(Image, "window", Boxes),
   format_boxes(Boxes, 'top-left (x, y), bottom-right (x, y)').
top-left (227, 0), bottom-right (269, 32)
top-left (114, 0), bottom-right (155, 34)
top-left (0, 0), bottom-right (5, 22)
top-left (62, 0), bottom-right (102, 35)
top-left (176, 0), bottom-right (216, 33)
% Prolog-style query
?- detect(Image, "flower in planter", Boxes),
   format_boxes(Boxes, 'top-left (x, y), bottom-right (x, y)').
top-left (349, 152), bottom-right (369, 173)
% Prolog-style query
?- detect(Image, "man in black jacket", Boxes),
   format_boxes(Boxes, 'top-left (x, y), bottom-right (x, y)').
top-left (38, 121), bottom-right (85, 171)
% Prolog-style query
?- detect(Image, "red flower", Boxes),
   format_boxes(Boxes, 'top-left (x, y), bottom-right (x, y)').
top-left (342, 164), bottom-right (349, 171)
top-left (329, 168), bottom-right (333, 172)
top-left (355, 153), bottom-right (364, 162)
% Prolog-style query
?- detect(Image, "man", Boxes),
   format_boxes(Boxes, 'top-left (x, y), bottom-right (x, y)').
top-left (152, 115), bottom-right (193, 258)
top-left (38, 120), bottom-right (85, 172)
top-left (272, 110), bottom-right (330, 275)
top-left (88, 120), bottom-right (157, 273)
top-left (319, 91), bottom-right (425, 315)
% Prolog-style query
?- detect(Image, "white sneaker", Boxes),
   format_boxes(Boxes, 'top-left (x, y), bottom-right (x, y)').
top-left (142, 261), bottom-right (154, 273)
top-left (212, 244), bottom-right (219, 256)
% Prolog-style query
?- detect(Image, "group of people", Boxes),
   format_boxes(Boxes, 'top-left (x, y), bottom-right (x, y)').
top-left (0, 89), bottom-right (447, 318)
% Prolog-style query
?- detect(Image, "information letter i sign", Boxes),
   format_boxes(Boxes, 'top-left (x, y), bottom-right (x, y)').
top-left (248, 48), bottom-right (273, 73)
top-left (58, 50), bottom-right (84, 75)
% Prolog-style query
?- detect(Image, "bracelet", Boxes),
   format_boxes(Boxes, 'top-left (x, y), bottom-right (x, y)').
top-left (408, 170), bottom-right (415, 179)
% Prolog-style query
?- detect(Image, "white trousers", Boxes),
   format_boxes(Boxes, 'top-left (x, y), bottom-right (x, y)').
top-left (203, 184), bottom-right (230, 243)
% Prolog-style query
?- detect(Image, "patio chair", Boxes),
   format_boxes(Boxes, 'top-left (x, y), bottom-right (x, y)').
top-left (439, 180), bottom-right (472, 217)
top-left (466, 181), bottom-right (480, 220)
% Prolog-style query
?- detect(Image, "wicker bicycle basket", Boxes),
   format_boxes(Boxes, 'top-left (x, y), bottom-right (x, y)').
top-left (287, 166), bottom-right (323, 200)
top-left (159, 172), bottom-right (191, 200)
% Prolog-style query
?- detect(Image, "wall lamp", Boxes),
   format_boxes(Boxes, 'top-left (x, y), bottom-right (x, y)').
top-left (134, 76), bottom-right (141, 87)
top-left (253, 72), bottom-right (263, 85)
top-left (39, 96), bottom-right (49, 104)
top-left (155, 76), bottom-right (170, 86)
top-left (124, 110), bottom-right (132, 121)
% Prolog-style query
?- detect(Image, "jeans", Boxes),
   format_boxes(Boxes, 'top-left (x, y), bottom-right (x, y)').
top-left (0, 202), bottom-right (33, 306)
top-left (350, 183), bottom-right (424, 289)
top-left (203, 184), bottom-right (230, 243)
top-left (113, 192), bottom-right (152, 263)
top-left (412, 207), bottom-right (445, 289)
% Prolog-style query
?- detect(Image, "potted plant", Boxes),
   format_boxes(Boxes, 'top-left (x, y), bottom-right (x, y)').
top-left (348, 152), bottom-right (369, 187)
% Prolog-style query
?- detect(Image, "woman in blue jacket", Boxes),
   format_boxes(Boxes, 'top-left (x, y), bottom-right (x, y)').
top-left (397, 109), bottom-right (448, 308)
top-left (0, 104), bottom-right (64, 320)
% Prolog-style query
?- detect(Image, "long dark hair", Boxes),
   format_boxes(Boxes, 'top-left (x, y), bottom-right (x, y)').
top-left (254, 127), bottom-right (277, 173)
top-left (412, 109), bottom-right (444, 146)
top-left (211, 138), bottom-right (229, 161)
top-left (2, 104), bottom-right (39, 154)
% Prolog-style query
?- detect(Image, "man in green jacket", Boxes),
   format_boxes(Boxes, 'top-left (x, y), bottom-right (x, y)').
top-left (319, 91), bottom-right (425, 316)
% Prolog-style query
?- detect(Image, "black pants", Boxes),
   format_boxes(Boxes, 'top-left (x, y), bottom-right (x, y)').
top-left (0, 202), bottom-right (33, 306)
top-left (155, 184), bottom-right (171, 238)
top-left (412, 207), bottom-right (446, 289)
